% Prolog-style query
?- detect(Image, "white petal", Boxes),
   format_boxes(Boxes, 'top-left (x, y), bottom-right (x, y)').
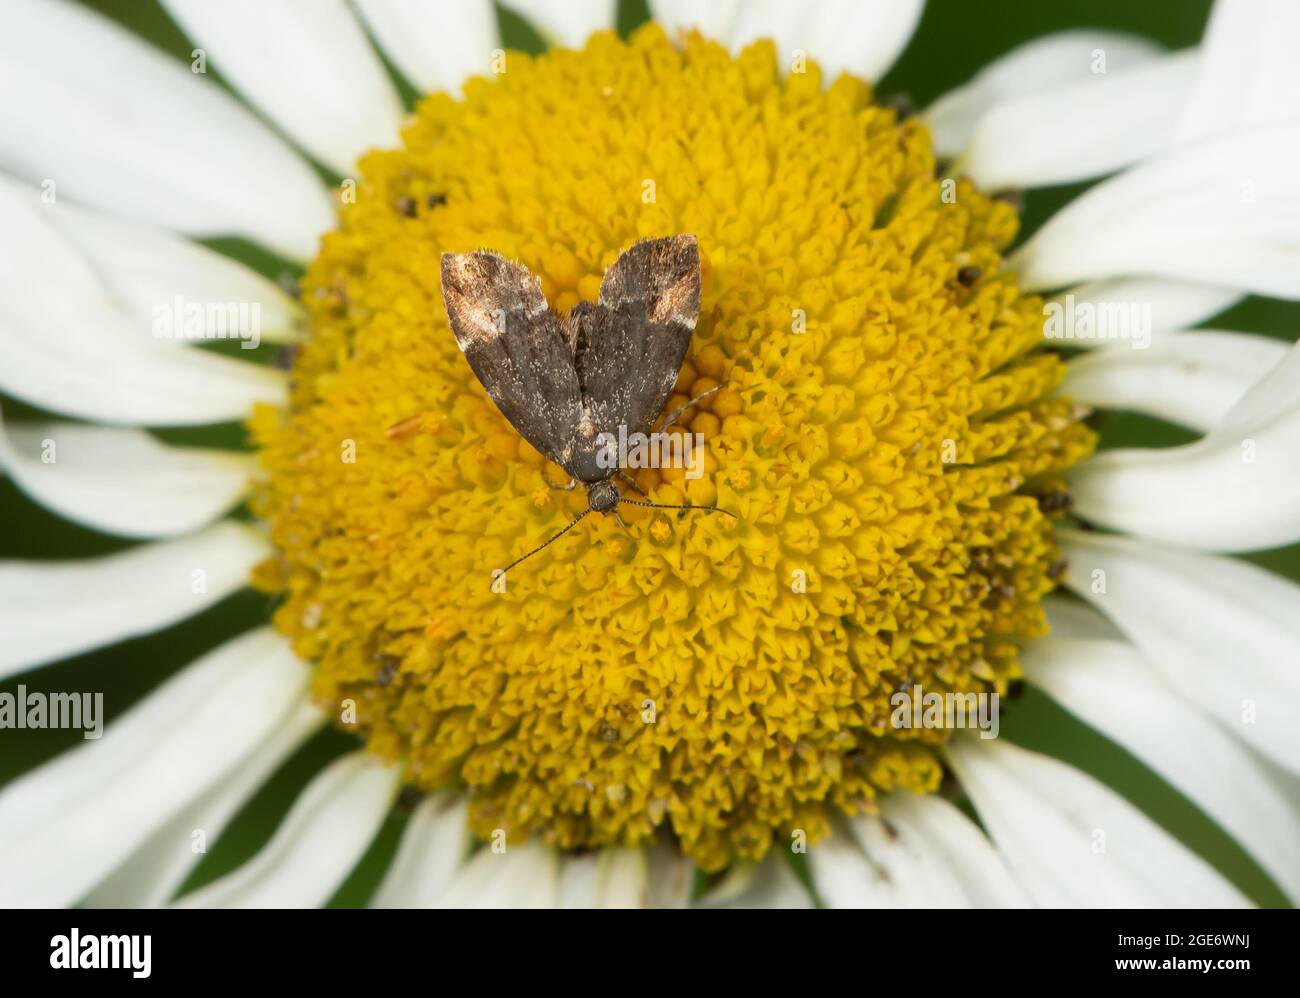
top-left (925, 31), bottom-right (1163, 157)
top-left (557, 852), bottom-right (601, 906)
top-left (805, 829), bottom-right (891, 907)
top-left (1069, 341), bottom-right (1300, 550)
top-left (504, 0), bottom-right (614, 48)
top-left (0, 418), bottom-right (255, 539)
top-left (0, 628), bottom-right (310, 907)
top-left (809, 796), bottom-right (1030, 907)
top-left (434, 840), bottom-right (560, 908)
top-left (369, 793), bottom-right (471, 908)
top-left (946, 738), bottom-right (1250, 907)
top-left (726, 0), bottom-right (922, 82)
top-left (0, 180), bottom-right (286, 425)
top-left (0, 522), bottom-right (267, 680)
top-left (552, 839), bottom-right (692, 909)
top-left (802, 0), bottom-right (923, 83)
top-left (589, 848), bottom-right (645, 906)
top-left (1063, 330), bottom-right (1288, 433)
top-left (1217, 333), bottom-right (1300, 439)
top-left (1011, 126), bottom-right (1300, 299)
top-left (874, 794), bottom-right (1031, 905)
top-left (0, 0), bottom-right (333, 261)
top-left (0, 310), bottom-right (283, 425)
top-left (645, 839), bottom-right (694, 908)
top-left (1043, 278), bottom-right (1242, 347)
top-left (83, 701), bottom-right (326, 907)
top-left (592, 848), bottom-right (648, 907)
top-left (25, 183), bottom-right (303, 346)
top-left (960, 51), bottom-right (1200, 190)
top-left (649, 0), bottom-right (744, 40)
top-left (1178, 0), bottom-right (1300, 142)
top-left (353, 0), bottom-right (499, 94)
top-left (175, 752), bottom-right (400, 908)
top-left (557, 847), bottom-right (648, 907)
top-left (696, 854), bottom-right (813, 908)
top-left (722, 0), bottom-right (809, 60)
top-left (1042, 592), bottom-right (1124, 641)
top-left (160, 0), bottom-right (404, 177)
top-left (1060, 529), bottom-right (1300, 776)
top-left (1024, 636), bottom-right (1300, 904)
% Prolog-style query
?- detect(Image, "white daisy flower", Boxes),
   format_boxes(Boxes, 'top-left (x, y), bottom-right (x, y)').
top-left (1, 0), bottom-right (1298, 909)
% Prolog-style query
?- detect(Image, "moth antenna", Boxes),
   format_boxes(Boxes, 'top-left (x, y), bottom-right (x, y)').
top-left (498, 510), bottom-right (590, 579)
top-left (617, 498), bottom-right (738, 520)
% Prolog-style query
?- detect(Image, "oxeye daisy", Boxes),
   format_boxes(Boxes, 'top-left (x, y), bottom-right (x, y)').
top-left (1, 0), bottom-right (1297, 909)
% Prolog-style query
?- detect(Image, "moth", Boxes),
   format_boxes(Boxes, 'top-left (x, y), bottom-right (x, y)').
top-left (440, 233), bottom-right (733, 574)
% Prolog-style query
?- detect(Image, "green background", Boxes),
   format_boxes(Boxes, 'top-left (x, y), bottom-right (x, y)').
top-left (2, 0), bottom-right (1296, 907)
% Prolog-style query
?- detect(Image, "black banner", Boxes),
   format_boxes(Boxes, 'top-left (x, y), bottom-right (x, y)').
top-left (0, 907), bottom-right (1291, 985)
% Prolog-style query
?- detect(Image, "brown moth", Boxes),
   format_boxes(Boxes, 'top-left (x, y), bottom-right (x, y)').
top-left (440, 233), bottom-right (733, 575)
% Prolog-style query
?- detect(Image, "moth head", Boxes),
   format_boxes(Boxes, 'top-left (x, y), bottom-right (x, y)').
top-left (586, 479), bottom-right (620, 513)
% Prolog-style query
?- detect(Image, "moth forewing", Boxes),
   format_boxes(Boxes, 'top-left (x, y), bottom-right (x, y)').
top-left (439, 250), bottom-right (582, 466)
top-left (570, 234), bottom-right (702, 464)
top-left (598, 233), bottom-right (701, 329)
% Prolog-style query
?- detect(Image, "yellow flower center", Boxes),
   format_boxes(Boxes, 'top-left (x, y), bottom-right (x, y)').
top-left (251, 25), bottom-right (1094, 872)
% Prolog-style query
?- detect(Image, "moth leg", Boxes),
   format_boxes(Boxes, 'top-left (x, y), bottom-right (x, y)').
top-left (613, 510), bottom-right (631, 531)
top-left (659, 384), bottom-right (722, 431)
top-left (385, 415), bottom-right (425, 439)
top-left (617, 471), bottom-right (647, 497)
